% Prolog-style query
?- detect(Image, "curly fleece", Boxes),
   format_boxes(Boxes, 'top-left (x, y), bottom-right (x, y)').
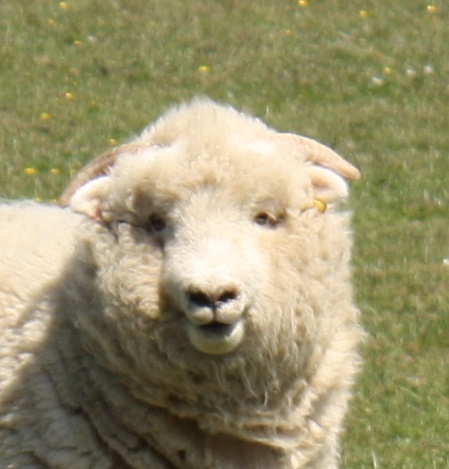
top-left (0, 100), bottom-right (362, 468)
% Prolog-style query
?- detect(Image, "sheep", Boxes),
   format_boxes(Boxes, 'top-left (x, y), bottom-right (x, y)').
top-left (0, 98), bottom-right (362, 468)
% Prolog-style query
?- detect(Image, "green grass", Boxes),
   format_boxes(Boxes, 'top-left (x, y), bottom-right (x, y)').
top-left (1, 1), bottom-right (448, 466)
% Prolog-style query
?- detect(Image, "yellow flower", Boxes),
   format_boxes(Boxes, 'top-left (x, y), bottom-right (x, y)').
top-left (109, 138), bottom-right (118, 146)
top-left (298, 0), bottom-right (308, 7)
top-left (359, 10), bottom-right (369, 18)
top-left (48, 18), bottom-right (56, 26)
top-left (24, 167), bottom-right (37, 176)
top-left (383, 67), bottom-right (394, 75)
top-left (39, 112), bottom-right (52, 121)
top-left (427, 5), bottom-right (438, 13)
top-left (73, 40), bottom-right (82, 46)
top-left (50, 168), bottom-right (61, 175)
top-left (59, 2), bottom-right (69, 10)
top-left (64, 92), bottom-right (75, 100)
top-left (198, 65), bottom-right (211, 73)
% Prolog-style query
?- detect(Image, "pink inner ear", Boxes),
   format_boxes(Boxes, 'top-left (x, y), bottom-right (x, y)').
top-left (91, 207), bottom-right (102, 221)
top-left (69, 176), bottom-right (111, 219)
top-left (306, 166), bottom-right (348, 203)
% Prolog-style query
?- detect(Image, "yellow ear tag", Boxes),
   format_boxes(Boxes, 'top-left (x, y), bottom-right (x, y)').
top-left (313, 198), bottom-right (327, 213)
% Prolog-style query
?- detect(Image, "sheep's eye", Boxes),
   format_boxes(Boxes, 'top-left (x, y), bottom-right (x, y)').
top-left (253, 211), bottom-right (278, 228)
top-left (147, 214), bottom-right (167, 233)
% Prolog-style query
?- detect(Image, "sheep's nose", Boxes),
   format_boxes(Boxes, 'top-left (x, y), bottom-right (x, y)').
top-left (187, 288), bottom-right (238, 311)
top-left (185, 285), bottom-right (245, 326)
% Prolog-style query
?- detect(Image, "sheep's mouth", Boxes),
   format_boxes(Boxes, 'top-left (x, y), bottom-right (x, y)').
top-left (187, 320), bottom-right (244, 355)
top-left (199, 321), bottom-right (235, 336)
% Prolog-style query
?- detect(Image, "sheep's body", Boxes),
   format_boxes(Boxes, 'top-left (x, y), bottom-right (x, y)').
top-left (0, 99), bottom-right (362, 468)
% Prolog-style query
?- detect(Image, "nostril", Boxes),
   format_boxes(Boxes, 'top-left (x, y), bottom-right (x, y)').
top-left (217, 289), bottom-right (238, 304)
top-left (187, 288), bottom-right (239, 310)
top-left (188, 290), bottom-right (214, 309)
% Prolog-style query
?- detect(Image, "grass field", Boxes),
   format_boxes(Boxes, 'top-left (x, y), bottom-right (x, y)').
top-left (1, 1), bottom-right (448, 467)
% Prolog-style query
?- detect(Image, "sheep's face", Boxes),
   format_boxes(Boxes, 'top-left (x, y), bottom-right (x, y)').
top-left (70, 101), bottom-right (355, 371)
top-left (72, 147), bottom-right (350, 363)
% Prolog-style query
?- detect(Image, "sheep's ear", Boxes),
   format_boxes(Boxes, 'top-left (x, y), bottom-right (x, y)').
top-left (306, 166), bottom-right (349, 206)
top-left (59, 141), bottom-right (150, 207)
top-left (70, 176), bottom-right (111, 220)
top-left (272, 133), bottom-right (361, 181)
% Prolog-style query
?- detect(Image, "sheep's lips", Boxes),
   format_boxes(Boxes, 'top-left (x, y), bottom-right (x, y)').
top-left (187, 320), bottom-right (244, 355)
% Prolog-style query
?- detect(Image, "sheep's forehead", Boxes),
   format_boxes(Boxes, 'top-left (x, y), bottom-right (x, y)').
top-left (138, 99), bottom-right (297, 165)
top-left (109, 150), bottom-right (309, 222)
top-left (140, 98), bottom-right (271, 147)
top-left (111, 101), bottom-right (311, 206)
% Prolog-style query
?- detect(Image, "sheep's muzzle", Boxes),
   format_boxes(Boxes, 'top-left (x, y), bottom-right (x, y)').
top-left (187, 319), bottom-right (244, 355)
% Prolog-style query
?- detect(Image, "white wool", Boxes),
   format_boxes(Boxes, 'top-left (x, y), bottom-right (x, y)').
top-left (0, 99), bottom-right (362, 468)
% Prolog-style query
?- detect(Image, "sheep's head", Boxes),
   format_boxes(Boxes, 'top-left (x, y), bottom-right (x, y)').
top-left (68, 99), bottom-right (360, 361)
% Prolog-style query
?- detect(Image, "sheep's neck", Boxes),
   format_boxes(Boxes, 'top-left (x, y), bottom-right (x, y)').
top-left (45, 319), bottom-right (288, 469)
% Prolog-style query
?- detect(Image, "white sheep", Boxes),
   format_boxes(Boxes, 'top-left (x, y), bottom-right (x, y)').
top-left (0, 98), bottom-right (362, 468)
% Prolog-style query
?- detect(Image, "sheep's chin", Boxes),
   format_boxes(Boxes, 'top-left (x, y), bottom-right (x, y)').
top-left (187, 321), bottom-right (244, 355)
